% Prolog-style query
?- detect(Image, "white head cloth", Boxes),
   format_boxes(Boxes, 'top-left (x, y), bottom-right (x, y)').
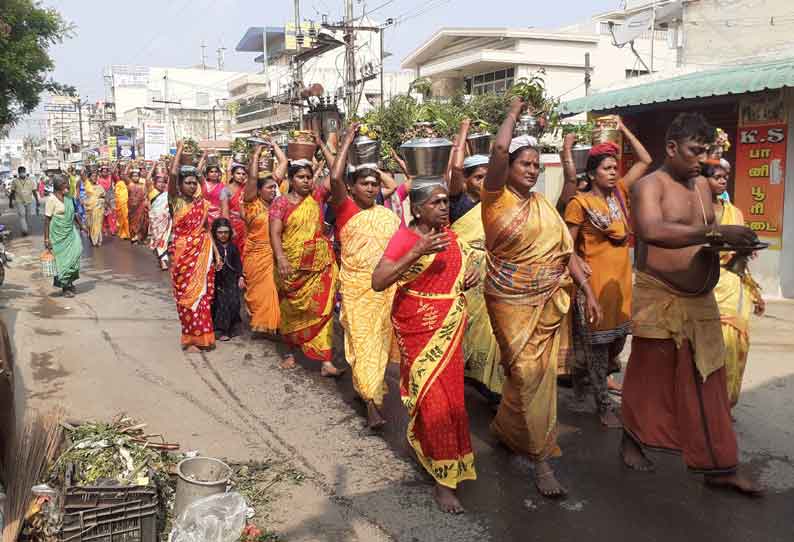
top-left (463, 154), bottom-right (489, 169)
top-left (508, 135), bottom-right (538, 154)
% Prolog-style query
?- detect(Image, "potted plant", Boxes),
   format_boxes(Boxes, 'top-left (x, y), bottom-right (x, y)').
top-left (287, 130), bottom-right (317, 161)
top-left (466, 119), bottom-right (493, 155)
top-left (230, 137), bottom-right (250, 164)
top-left (562, 122), bottom-right (595, 173)
top-left (181, 138), bottom-right (200, 165)
top-left (507, 70), bottom-right (558, 137)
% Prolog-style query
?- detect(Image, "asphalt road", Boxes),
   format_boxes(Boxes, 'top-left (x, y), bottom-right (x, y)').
top-left (2, 202), bottom-right (793, 542)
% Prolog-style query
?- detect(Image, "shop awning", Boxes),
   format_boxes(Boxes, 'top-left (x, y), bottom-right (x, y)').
top-left (559, 56), bottom-right (794, 115)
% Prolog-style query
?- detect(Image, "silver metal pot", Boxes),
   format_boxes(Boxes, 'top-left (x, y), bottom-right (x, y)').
top-left (467, 133), bottom-right (492, 155)
top-left (571, 145), bottom-right (591, 174)
top-left (349, 135), bottom-right (381, 167)
top-left (399, 137), bottom-right (453, 177)
top-left (514, 114), bottom-right (541, 137)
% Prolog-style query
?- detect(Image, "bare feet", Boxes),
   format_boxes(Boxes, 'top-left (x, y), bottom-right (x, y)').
top-left (218, 335), bottom-right (231, 342)
top-left (705, 468), bottom-right (764, 497)
top-left (280, 355), bottom-right (296, 369)
top-left (184, 345), bottom-right (201, 354)
top-left (534, 461), bottom-right (567, 498)
top-left (620, 433), bottom-right (655, 471)
top-left (366, 401), bottom-right (386, 430)
top-left (321, 362), bottom-right (344, 378)
top-left (433, 484), bottom-right (464, 514)
top-left (600, 407), bottom-right (623, 429)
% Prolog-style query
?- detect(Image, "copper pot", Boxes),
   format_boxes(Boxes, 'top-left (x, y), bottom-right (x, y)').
top-left (287, 141), bottom-right (317, 161)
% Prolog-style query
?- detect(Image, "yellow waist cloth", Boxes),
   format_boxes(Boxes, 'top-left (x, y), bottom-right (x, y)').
top-left (632, 271), bottom-right (726, 380)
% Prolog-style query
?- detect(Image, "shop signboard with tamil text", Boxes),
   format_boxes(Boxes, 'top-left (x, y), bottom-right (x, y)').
top-left (733, 123), bottom-right (786, 250)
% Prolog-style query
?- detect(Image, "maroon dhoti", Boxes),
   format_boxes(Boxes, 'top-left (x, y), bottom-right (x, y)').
top-left (622, 337), bottom-right (738, 473)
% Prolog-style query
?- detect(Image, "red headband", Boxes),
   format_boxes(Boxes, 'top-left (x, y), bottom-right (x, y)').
top-left (589, 141), bottom-right (619, 157)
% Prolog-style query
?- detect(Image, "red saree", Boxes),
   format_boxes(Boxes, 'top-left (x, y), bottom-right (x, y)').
top-left (202, 180), bottom-right (224, 224)
top-left (128, 181), bottom-right (149, 241)
top-left (170, 198), bottom-right (216, 350)
top-left (228, 187), bottom-right (247, 257)
top-left (385, 227), bottom-right (476, 489)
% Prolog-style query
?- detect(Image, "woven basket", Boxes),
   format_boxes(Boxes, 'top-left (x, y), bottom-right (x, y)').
top-left (40, 250), bottom-right (57, 277)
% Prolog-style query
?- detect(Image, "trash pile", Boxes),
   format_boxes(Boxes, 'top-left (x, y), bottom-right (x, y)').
top-left (3, 414), bottom-right (287, 542)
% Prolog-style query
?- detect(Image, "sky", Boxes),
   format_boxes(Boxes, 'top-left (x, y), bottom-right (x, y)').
top-left (11, 0), bottom-right (620, 137)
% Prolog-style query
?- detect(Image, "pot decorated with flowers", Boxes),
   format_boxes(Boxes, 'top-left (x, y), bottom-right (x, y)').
top-left (287, 130), bottom-right (317, 161)
top-left (349, 123), bottom-right (381, 167)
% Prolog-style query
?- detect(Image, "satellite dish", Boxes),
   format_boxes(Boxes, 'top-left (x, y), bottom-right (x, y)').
top-left (612, 10), bottom-right (653, 46)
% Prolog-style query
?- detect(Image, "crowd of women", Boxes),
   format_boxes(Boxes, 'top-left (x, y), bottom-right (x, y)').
top-left (41, 97), bottom-right (765, 512)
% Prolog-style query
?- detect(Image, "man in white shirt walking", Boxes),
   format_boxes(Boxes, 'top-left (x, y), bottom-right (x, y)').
top-left (11, 166), bottom-right (37, 236)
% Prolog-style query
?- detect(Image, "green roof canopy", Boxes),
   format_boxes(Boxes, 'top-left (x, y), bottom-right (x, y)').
top-left (559, 57), bottom-right (794, 115)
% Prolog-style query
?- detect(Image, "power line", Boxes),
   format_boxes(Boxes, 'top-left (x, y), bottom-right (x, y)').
top-left (393, 0), bottom-right (451, 25)
top-left (357, 0), bottom-right (396, 20)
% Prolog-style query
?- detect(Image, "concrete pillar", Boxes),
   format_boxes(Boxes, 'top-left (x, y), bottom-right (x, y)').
top-left (430, 77), bottom-right (463, 98)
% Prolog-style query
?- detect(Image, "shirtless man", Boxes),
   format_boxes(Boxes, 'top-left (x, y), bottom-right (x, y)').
top-left (621, 113), bottom-right (762, 495)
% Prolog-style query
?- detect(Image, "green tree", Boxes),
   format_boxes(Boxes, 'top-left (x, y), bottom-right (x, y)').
top-left (0, 0), bottom-right (73, 128)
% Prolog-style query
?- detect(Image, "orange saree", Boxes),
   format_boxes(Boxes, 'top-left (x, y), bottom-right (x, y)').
top-left (242, 199), bottom-right (280, 334)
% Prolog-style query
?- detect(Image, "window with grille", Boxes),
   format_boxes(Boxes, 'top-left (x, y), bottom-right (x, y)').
top-left (468, 67), bottom-right (515, 95)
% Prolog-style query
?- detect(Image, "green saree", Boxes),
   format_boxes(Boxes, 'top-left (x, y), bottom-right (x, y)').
top-left (50, 196), bottom-right (82, 289)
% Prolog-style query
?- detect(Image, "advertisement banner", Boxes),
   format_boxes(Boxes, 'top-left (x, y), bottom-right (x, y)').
top-left (143, 122), bottom-right (168, 160)
top-left (117, 136), bottom-right (135, 160)
top-left (733, 123), bottom-right (786, 250)
top-left (107, 137), bottom-right (117, 160)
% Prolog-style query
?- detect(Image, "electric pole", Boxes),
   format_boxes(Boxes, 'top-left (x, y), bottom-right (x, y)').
top-left (217, 47), bottom-right (226, 70)
top-left (294, 0), bottom-right (303, 85)
top-left (75, 96), bottom-right (85, 148)
top-left (584, 53), bottom-right (591, 96)
top-left (344, 0), bottom-right (356, 116)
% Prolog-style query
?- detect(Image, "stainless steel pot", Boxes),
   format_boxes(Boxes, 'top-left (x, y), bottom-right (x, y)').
top-left (349, 135), bottom-right (381, 167)
top-left (571, 145), bottom-right (591, 174)
top-left (514, 114), bottom-right (541, 137)
top-left (467, 133), bottom-right (492, 155)
top-left (399, 137), bottom-right (453, 177)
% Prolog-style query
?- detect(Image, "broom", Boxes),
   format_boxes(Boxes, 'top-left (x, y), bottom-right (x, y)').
top-left (2, 408), bottom-right (63, 542)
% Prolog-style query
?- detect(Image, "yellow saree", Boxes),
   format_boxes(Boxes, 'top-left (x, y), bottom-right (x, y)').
top-left (450, 202), bottom-right (503, 395)
top-left (115, 181), bottom-right (130, 240)
top-left (83, 181), bottom-right (105, 246)
top-left (482, 188), bottom-right (573, 461)
top-left (339, 203), bottom-right (400, 406)
top-left (275, 192), bottom-right (338, 361)
top-left (713, 202), bottom-right (762, 407)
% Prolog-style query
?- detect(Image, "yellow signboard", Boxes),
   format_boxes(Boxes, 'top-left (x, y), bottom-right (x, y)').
top-left (284, 22), bottom-right (320, 50)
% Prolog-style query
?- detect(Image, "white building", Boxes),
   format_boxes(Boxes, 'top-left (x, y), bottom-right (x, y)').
top-left (400, 9), bottom-right (676, 105)
top-left (0, 138), bottom-right (24, 175)
top-left (105, 65), bottom-right (247, 151)
top-left (44, 95), bottom-right (96, 159)
top-left (232, 19), bottom-right (413, 133)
